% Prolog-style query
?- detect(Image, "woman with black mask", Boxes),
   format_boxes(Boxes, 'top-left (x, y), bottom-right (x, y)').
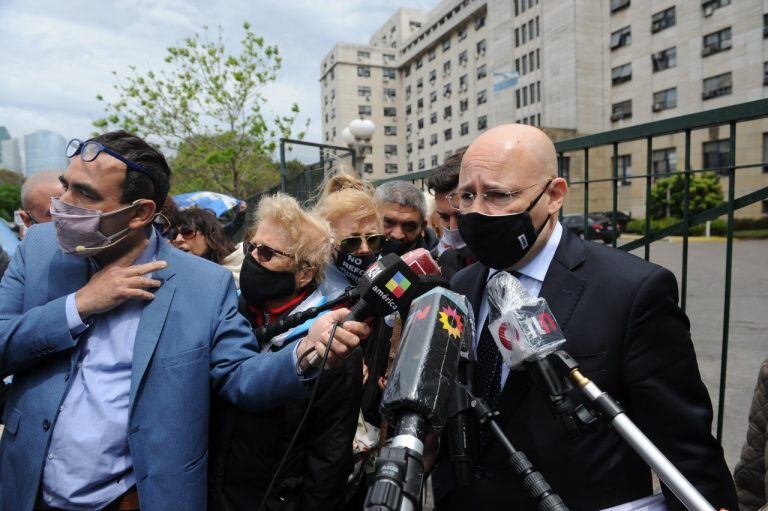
top-left (208, 193), bottom-right (363, 511)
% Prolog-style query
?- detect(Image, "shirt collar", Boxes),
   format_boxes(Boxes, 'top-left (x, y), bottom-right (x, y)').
top-left (89, 227), bottom-right (159, 271)
top-left (486, 221), bottom-right (563, 283)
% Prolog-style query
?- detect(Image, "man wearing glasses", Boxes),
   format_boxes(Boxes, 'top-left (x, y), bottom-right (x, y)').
top-left (0, 130), bottom-right (368, 511)
top-left (442, 124), bottom-right (737, 510)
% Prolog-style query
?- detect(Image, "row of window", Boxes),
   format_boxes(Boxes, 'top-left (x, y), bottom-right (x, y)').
top-left (515, 49), bottom-right (541, 76)
top-left (515, 81), bottom-right (541, 108)
top-left (405, 87), bottom-right (488, 119)
top-left (356, 50), bottom-right (396, 64)
top-left (514, 16), bottom-right (540, 47)
top-left (612, 0), bottom-right (731, 16)
top-left (405, 116), bottom-right (489, 155)
top-left (514, 0), bottom-right (539, 17)
top-left (403, 15), bottom-right (486, 77)
top-left (516, 114), bottom-right (542, 127)
top-left (357, 66), bottom-right (396, 79)
top-left (409, 40), bottom-right (487, 79)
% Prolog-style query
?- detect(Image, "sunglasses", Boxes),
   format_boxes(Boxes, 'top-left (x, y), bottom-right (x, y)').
top-left (170, 225), bottom-right (198, 240)
top-left (243, 241), bottom-right (294, 263)
top-left (338, 233), bottom-right (385, 254)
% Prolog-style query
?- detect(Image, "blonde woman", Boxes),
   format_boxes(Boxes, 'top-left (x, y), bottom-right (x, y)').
top-left (209, 193), bottom-right (363, 511)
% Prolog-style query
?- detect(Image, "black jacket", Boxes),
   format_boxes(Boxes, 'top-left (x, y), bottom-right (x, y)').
top-left (208, 312), bottom-right (363, 511)
top-left (445, 228), bottom-right (738, 511)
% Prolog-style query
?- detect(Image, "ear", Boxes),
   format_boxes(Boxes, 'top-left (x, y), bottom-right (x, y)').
top-left (18, 211), bottom-right (33, 228)
top-left (295, 265), bottom-right (317, 290)
top-left (547, 178), bottom-right (568, 216)
top-left (128, 200), bottom-right (157, 229)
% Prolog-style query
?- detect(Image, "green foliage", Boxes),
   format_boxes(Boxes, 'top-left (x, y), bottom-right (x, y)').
top-left (649, 172), bottom-right (724, 220)
top-left (0, 168), bottom-right (24, 186)
top-left (626, 217), bottom-right (728, 237)
top-left (0, 183), bottom-right (22, 221)
top-left (94, 22), bottom-right (309, 198)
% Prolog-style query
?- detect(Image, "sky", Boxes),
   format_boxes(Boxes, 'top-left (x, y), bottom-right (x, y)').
top-left (0, 0), bottom-right (435, 151)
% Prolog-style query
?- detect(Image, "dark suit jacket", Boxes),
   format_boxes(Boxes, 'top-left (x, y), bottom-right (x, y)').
top-left (446, 228), bottom-right (737, 511)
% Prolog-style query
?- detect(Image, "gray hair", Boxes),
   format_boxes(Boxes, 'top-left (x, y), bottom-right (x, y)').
top-left (375, 180), bottom-right (427, 221)
top-left (21, 171), bottom-right (61, 208)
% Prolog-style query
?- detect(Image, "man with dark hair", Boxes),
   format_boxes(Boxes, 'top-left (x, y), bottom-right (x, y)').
top-left (375, 180), bottom-right (438, 256)
top-left (427, 148), bottom-right (475, 280)
top-left (0, 131), bottom-right (368, 511)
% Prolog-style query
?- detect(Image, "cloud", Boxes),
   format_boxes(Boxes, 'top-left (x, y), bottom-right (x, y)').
top-left (0, 0), bottom-right (435, 154)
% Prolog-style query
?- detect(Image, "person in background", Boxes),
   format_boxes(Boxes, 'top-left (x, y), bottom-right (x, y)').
top-left (427, 149), bottom-right (476, 280)
top-left (375, 180), bottom-right (438, 256)
top-left (222, 201), bottom-right (248, 238)
top-left (170, 207), bottom-right (235, 264)
top-left (209, 193), bottom-right (362, 511)
top-left (16, 170), bottom-right (64, 237)
top-left (733, 358), bottom-right (768, 511)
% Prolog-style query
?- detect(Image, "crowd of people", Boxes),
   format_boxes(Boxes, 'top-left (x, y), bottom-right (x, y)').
top-left (0, 126), bottom-right (765, 511)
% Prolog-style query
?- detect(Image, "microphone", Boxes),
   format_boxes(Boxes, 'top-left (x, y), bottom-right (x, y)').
top-left (366, 287), bottom-right (474, 511)
top-left (75, 230), bottom-right (132, 254)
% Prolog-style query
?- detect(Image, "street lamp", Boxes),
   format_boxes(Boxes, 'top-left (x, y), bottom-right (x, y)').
top-left (343, 118), bottom-right (375, 176)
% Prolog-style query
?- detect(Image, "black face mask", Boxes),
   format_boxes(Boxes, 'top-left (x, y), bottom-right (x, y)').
top-left (240, 253), bottom-right (296, 307)
top-left (382, 237), bottom-right (418, 256)
top-left (457, 182), bottom-right (551, 270)
top-left (334, 251), bottom-right (379, 284)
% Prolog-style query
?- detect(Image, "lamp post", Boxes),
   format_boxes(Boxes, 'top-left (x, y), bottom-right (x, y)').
top-left (342, 118), bottom-right (375, 176)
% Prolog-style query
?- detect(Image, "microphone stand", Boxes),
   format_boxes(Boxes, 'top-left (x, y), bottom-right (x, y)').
top-left (546, 351), bottom-right (716, 511)
top-left (460, 384), bottom-right (569, 511)
top-left (364, 413), bottom-right (426, 511)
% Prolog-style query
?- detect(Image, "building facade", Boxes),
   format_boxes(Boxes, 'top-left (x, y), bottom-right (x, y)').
top-left (24, 130), bottom-right (68, 176)
top-left (320, 0), bottom-right (768, 216)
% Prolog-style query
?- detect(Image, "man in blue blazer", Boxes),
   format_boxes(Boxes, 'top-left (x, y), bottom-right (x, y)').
top-left (0, 131), bottom-right (367, 511)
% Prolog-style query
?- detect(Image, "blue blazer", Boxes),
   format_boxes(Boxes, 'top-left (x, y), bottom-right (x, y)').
top-left (0, 224), bottom-right (308, 511)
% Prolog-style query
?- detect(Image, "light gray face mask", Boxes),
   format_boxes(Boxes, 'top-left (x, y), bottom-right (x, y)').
top-left (50, 197), bottom-right (141, 256)
top-left (441, 227), bottom-right (474, 258)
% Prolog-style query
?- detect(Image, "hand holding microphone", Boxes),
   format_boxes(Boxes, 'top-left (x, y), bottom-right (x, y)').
top-left (297, 308), bottom-right (370, 371)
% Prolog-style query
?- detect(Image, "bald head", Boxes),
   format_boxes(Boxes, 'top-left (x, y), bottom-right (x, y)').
top-left (19, 170), bottom-right (64, 229)
top-left (462, 124), bottom-right (558, 181)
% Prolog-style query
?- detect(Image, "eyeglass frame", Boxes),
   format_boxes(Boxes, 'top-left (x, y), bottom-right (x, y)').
top-left (446, 178), bottom-right (553, 212)
top-left (243, 241), bottom-right (295, 264)
top-left (169, 224), bottom-right (199, 240)
top-left (338, 233), bottom-right (385, 254)
top-left (66, 138), bottom-right (158, 188)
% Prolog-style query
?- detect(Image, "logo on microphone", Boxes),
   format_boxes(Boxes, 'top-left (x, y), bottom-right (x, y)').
top-left (497, 322), bottom-right (519, 350)
top-left (438, 306), bottom-right (464, 339)
top-left (385, 272), bottom-right (411, 298)
top-left (413, 306), bottom-right (432, 320)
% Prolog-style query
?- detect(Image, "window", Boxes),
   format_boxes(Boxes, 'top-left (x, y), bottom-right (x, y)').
top-left (515, 58), bottom-right (520, 73)
top-left (385, 125), bottom-right (397, 136)
top-left (405, 65), bottom-right (411, 77)
top-left (357, 50), bottom-right (370, 59)
top-left (407, 162), bottom-right (414, 172)
top-left (383, 68), bottom-right (396, 80)
top-left (611, 63), bottom-right (632, 85)
top-left (444, 129), bottom-right (453, 141)
top-left (611, 0), bottom-right (630, 13)
top-left (610, 26), bottom-right (631, 50)
top-left (477, 90), bottom-right (488, 105)
top-left (384, 53), bottom-right (395, 63)
top-left (477, 65), bottom-right (487, 79)
top-left (615, 155), bottom-right (632, 185)
top-left (476, 39), bottom-right (487, 57)
top-left (653, 88), bottom-right (677, 111)
top-left (523, 87), bottom-right (528, 106)
top-left (384, 88), bottom-right (397, 99)
top-left (430, 112), bottom-right (438, 124)
top-left (516, 89), bottom-right (521, 108)
top-left (405, 85), bottom-right (411, 99)
top-left (385, 164), bottom-right (398, 174)
top-left (443, 60), bottom-right (451, 75)
top-left (359, 105), bottom-right (371, 115)
top-left (458, 26), bottom-right (468, 41)
top-left (383, 107), bottom-right (397, 117)
top-left (651, 6), bottom-right (675, 33)
top-left (529, 83), bottom-right (536, 103)
top-left (652, 47), bottom-right (676, 72)
top-left (764, 133), bottom-right (768, 172)
top-left (478, 115), bottom-right (488, 130)
top-left (418, 118), bottom-right (424, 129)
top-left (444, 106), bottom-right (452, 119)
top-left (429, 69), bottom-right (437, 84)
top-left (459, 51), bottom-right (468, 67)
top-left (702, 72), bottom-right (732, 99)
top-left (364, 163), bottom-right (373, 174)
top-left (765, 14), bottom-right (768, 39)
top-left (416, 58), bottom-right (423, 70)
top-left (702, 0), bottom-right (730, 16)
top-left (703, 139), bottom-right (730, 172)
top-left (536, 49), bottom-right (540, 69)
top-left (406, 124), bottom-right (412, 137)
top-left (460, 122), bottom-right (469, 136)
top-left (331, 89), bottom-right (335, 99)
top-left (417, 78), bottom-right (423, 91)
top-left (529, 51), bottom-right (536, 71)
top-left (652, 148), bottom-right (677, 175)
top-left (475, 15), bottom-right (486, 30)
top-left (417, 98), bottom-right (424, 110)
top-left (443, 83), bottom-right (452, 97)
top-left (460, 98), bottom-right (469, 113)
top-left (611, 100), bottom-right (632, 121)
top-left (522, 55), bottom-right (528, 74)
top-left (763, 199), bottom-right (768, 215)
top-left (357, 66), bottom-right (371, 77)
top-left (385, 145), bottom-right (398, 156)
top-left (418, 138), bottom-right (425, 149)
top-left (764, 62), bottom-right (768, 86)
top-left (410, 21), bottom-right (422, 30)
top-left (430, 134), bottom-right (438, 146)
top-left (418, 159), bottom-right (425, 170)
top-left (431, 155), bottom-right (439, 167)
top-left (459, 74), bottom-right (468, 91)
top-left (702, 27), bottom-right (732, 57)
top-left (430, 91), bottom-right (437, 104)
top-left (515, 28), bottom-right (520, 47)
top-left (536, 16), bottom-right (540, 37)
top-left (428, 48), bottom-right (436, 62)
top-left (358, 86), bottom-right (371, 97)
top-left (406, 104), bottom-right (412, 115)
top-left (522, 24), bottom-right (527, 44)
top-left (443, 38), bottom-right (451, 51)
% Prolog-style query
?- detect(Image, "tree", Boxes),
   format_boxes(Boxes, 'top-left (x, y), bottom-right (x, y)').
top-left (94, 22), bottom-right (308, 198)
top-left (649, 172), bottom-right (724, 220)
top-left (0, 183), bottom-right (21, 221)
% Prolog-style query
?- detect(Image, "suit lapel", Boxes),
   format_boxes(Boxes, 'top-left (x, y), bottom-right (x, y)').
top-left (129, 244), bottom-right (177, 414)
top-left (47, 252), bottom-right (90, 302)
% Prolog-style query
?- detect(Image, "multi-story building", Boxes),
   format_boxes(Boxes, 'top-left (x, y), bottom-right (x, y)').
top-left (320, 0), bottom-right (768, 216)
top-left (24, 130), bottom-right (68, 176)
top-left (0, 127), bottom-right (23, 173)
